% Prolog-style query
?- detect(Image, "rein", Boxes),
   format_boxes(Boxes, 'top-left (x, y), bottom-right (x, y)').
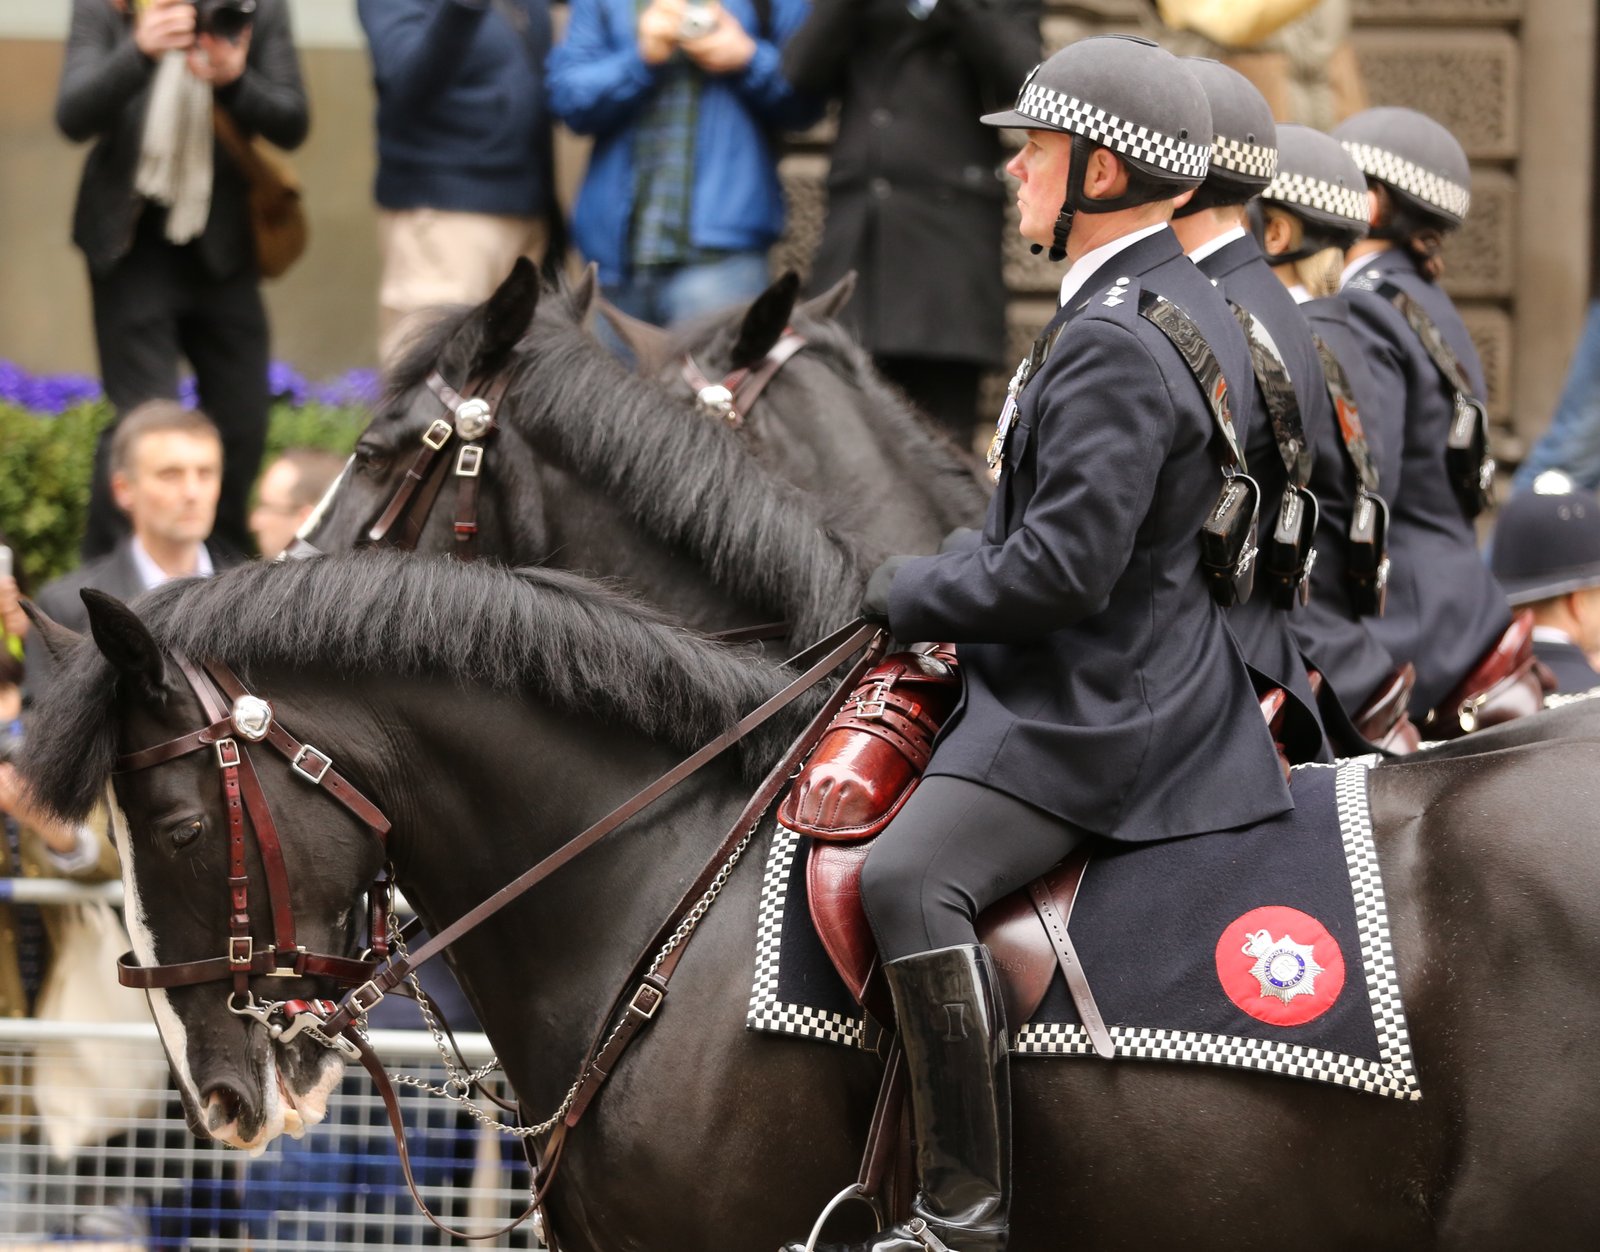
top-left (682, 330), bottom-right (807, 427)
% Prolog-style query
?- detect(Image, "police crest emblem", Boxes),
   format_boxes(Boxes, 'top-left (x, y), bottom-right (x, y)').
top-left (1241, 927), bottom-right (1325, 1005)
top-left (1214, 904), bottom-right (1347, 1027)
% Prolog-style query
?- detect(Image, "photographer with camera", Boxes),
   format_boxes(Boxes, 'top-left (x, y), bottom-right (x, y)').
top-left (56, 0), bottom-right (308, 562)
top-left (548, 0), bottom-right (821, 329)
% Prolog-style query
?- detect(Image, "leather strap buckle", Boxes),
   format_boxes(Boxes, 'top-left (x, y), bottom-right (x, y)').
top-left (267, 945), bottom-right (307, 978)
top-left (455, 445), bottom-right (484, 478)
top-left (349, 979), bottom-right (386, 1014)
top-left (214, 737), bottom-right (241, 769)
top-left (228, 935), bottom-right (254, 967)
top-left (292, 745), bottom-right (332, 785)
top-left (421, 419), bottom-right (453, 451)
top-left (627, 981), bottom-right (664, 1021)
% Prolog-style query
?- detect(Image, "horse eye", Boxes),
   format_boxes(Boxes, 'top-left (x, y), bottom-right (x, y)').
top-left (171, 818), bottom-right (203, 850)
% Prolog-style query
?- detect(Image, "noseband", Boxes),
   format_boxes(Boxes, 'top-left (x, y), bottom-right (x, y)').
top-left (113, 654), bottom-right (393, 1012)
top-left (681, 330), bottom-right (807, 427)
top-left (364, 371), bottom-right (511, 559)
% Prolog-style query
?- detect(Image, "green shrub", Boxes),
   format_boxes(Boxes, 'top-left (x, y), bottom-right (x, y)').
top-left (0, 399), bottom-right (368, 589)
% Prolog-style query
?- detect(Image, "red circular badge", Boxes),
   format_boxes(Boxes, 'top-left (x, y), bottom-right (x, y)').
top-left (1215, 905), bottom-right (1346, 1027)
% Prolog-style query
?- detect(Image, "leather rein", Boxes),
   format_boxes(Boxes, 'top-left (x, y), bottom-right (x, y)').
top-left (681, 330), bottom-right (807, 428)
top-left (109, 620), bottom-right (885, 1239)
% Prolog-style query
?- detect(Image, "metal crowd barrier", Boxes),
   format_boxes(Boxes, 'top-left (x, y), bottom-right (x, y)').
top-left (0, 878), bottom-right (541, 1249)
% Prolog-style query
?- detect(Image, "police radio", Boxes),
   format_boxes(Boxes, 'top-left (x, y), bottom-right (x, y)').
top-left (1346, 487), bottom-right (1391, 617)
top-left (1200, 473), bottom-right (1262, 608)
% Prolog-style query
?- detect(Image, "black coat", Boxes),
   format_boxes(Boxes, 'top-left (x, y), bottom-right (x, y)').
top-left (1343, 249), bottom-right (1511, 717)
top-left (885, 228), bottom-right (1294, 841)
top-left (56, 0), bottom-right (309, 280)
top-left (1535, 637), bottom-right (1600, 695)
top-left (1195, 235), bottom-right (1329, 761)
top-left (1296, 297), bottom-right (1402, 715)
top-left (782, 0), bottom-right (1040, 366)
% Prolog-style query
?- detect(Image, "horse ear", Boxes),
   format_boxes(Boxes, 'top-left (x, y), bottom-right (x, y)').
top-left (729, 271), bottom-right (801, 370)
top-left (597, 300), bottom-right (674, 372)
top-left (19, 600), bottom-right (80, 663)
top-left (477, 257), bottom-right (541, 364)
top-left (567, 261), bottom-right (600, 325)
top-left (80, 589), bottom-right (165, 699)
top-left (798, 270), bottom-right (858, 322)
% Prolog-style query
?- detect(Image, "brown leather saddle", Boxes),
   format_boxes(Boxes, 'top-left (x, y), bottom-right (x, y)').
top-left (1425, 609), bottom-right (1555, 738)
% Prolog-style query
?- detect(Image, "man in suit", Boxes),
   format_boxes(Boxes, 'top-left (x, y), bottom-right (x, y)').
top-left (1490, 479), bottom-right (1600, 694)
top-left (789, 37), bottom-right (1294, 1252)
top-left (27, 400), bottom-right (239, 701)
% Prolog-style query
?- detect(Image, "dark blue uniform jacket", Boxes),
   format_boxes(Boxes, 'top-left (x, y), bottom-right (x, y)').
top-left (1537, 638), bottom-right (1600, 695)
top-left (887, 228), bottom-right (1294, 842)
top-left (1297, 296), bottom-right (1403, 715)
top-left (1196, 235), bottom-right (1331, 761)
top-left (1343, 249), bottom-right (1511, 717)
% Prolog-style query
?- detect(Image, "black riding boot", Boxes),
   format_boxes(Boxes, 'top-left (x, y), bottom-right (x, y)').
top-left (782, 944), bottom-right (1011, 1252)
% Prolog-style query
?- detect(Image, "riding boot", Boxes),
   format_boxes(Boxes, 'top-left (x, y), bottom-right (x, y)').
top-left (781, 944), bottom-right (1011, 1252)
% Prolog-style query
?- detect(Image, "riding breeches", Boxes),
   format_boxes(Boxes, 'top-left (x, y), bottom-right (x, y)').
top-left (860, 775), bottom-right (1088, 962)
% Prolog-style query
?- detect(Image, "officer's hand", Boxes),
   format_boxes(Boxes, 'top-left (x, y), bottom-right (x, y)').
top-left (638, 0), bottom-right (686, 65)
top-left (938, 527), bottom-right (981, 555)
top-left (861, 556), bottom-right (911, 625)
top-left (135, 0), bottom-right (196, 60)
top-left (681, 8), bottom-right (757, 75)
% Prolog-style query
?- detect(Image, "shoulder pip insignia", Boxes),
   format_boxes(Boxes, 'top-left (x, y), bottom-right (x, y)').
top-left (1103, 276), bottom-right (1132, 307)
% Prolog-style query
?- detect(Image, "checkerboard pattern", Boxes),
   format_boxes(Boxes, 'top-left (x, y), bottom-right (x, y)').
top-left (1340, 140), bottom-right (1471, 221)
top-left (1264, 170), bottom-right (1371, 227)
top-left (746, 825), bottom-right (867, 1048)
top-left (1015, 82), bottom-right (1211, 180)
top-left (1546, 687), bottom-right (1600, 708)
top-left (1212, 133), bottom-right (1278, 182)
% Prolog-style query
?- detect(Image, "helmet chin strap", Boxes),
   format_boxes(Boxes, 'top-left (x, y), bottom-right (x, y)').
top-left (1029, 135), bottom-right (1180, 263)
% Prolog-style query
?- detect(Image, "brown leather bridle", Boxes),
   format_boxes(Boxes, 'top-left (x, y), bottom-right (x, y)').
top-left (680, 330), bottom-right (807, 428)
top-left (364, 372), bottom-right (511, 560)
top-left (113, 653), bottom-right (393, 1010)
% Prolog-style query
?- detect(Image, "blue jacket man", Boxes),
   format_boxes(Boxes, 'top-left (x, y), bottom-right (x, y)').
top-left (547, 0), bottom-right (821, 321)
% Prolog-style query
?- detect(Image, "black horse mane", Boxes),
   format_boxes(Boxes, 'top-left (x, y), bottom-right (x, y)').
top-left (381, 289), bottom-right (867, 645)
top-left (22, 553), bottom-right (816, 821)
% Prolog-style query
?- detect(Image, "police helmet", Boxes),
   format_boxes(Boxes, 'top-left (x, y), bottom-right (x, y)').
top-left (1178, 58), bottom-right (1278, 214)
top-left (1332, 106), bottom-right (1471, 228)
top-left (1490, 479), bottom-right (1600, 606)
top-left (1258, 124), bottom-right (1371, 255)
top-left (983, 36), bottom-right (1212, 259)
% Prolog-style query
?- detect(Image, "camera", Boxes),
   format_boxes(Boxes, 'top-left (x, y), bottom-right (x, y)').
top-left (679, 1), bottom-right (718, 40)
top-left (194, 0), bottom-right (256, 43)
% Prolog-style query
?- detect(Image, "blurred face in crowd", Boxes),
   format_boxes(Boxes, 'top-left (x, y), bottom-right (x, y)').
top-left (250, 459), bottom-right (311, 560)
top-left (112, 430), bottom-right (223, 550)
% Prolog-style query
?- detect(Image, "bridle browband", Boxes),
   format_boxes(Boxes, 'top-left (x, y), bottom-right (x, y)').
top-left (364, 371), bottom-right (511, 559)
top-left (113, 654), bottom-right (394, 1001)
top-left (680, 330), bottom-right (807, 428)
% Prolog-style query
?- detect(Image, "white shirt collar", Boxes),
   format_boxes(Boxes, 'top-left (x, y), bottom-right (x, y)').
top-left (1185, 224), bottom-right (1249, 267)
top-left (130, 536), bottom-right (214, 592)
top-left (1339, 251), bottom-right (1386, 290)
top-left (1288, 284), bottom-right (1312, 305)
top-left (1058, 222), bottom-right (1170, 310)
top-left (1532, 625), bottom-right (1577, 647)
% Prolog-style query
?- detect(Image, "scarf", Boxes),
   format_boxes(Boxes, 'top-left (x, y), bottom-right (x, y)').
top-left (135, 50), bottom-right (214, 245)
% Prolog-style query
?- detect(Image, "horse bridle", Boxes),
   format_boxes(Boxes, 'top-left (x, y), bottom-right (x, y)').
top-left (113, 652), bottom-right (393, 1039)
top-left (363, 371), bottom-right (511, 560)
top-left (680, 330), bottom-right (807, 428)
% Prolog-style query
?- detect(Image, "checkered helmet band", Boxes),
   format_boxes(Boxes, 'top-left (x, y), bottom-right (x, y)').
top-left (1264, 170), bottom-right (1370, 227)
top-left (1341, 140), bottom-right (1471, 221)
top-left (1211, 133), bottom-right (1277, 182)
top-left (1015, 80), bottom-right (1211, 181)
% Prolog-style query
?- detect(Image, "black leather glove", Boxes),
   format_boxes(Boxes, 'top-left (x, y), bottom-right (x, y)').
top-left (939, 526), bottom-right (981, 555)
top-left (861, 555), bottom-right (911, 625)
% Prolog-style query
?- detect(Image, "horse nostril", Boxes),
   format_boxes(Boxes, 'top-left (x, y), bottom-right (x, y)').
top-left (203, 1083), bottom-right (244, 1132)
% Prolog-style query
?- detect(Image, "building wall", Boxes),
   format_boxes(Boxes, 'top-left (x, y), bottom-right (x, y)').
top-left (1, 0), bottom-right (1593, 457)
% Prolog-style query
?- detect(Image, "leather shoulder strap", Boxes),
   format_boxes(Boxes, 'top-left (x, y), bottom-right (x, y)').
top-left (1312, 334), bottom-right (1380, 494)
top-left (1377, 282), bottom-right (1478, 399)
top-left (1230, 301), bottom-right (1310, 488)
top-left (1138, 291), bottom-right (1248, 473)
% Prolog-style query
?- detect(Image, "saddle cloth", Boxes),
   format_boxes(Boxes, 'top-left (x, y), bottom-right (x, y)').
top-left (747, 758), bottom-right (1421, 1100)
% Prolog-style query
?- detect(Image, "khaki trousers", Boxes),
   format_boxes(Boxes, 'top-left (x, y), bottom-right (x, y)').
top-left (377, 208), bottom-right (548, 365)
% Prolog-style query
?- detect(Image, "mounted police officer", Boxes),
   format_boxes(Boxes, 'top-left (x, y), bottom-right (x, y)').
top-left (1169, 58), bottom-right (1330, 765)
top-left (1334, 107), bottom-right (1530, 735)
top-left (1254, 124), bottom-right (1421, 752)
top-left (1490, 477), bottom-right (1600, 694)
top-left (784, 35), bottom-right (1294, 1252)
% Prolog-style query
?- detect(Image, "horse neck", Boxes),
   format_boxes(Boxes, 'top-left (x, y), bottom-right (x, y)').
top-left (351, 674), bottom-right (754, 1115)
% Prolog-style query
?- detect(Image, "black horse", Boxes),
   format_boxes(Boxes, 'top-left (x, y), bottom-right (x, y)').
top-left (22, 552), bottom-right (1600, 1251)
top-left (305, 262), bottom-right (988, 644)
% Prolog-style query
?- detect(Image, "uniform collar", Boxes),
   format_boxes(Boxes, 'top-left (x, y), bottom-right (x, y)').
top-left (130, 536), bottom-right (214, 592)
top-left (1340, 246), bottom-right (1413, 290)
top-left (1288, 284), bottom-right (1312, 305)
top-left (1058, 222), bottom-right (1170, 310)
top-left (1532, 625), bottom-right (1578, 648)
top-left (1185, 225), bottom-right (1250, 268)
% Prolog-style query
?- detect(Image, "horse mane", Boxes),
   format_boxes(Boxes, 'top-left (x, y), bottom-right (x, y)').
top-left (21, 553), bottom-right (817, 822)
top-left (381, 290), bottom-right (866, 645)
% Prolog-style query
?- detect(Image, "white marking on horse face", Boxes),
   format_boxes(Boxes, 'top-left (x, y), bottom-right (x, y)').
top-left (110, 785), bottom-right (203, 1116)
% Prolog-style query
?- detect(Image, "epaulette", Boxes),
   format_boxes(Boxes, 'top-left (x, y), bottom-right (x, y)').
top-left (1343, 268), bottom-right (1385, 293)
top-left (1076, 274), bottom-right (1145, 327)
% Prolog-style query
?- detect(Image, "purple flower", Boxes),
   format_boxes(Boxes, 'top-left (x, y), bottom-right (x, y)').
top-left (2, 360), bottom-right (375, 416)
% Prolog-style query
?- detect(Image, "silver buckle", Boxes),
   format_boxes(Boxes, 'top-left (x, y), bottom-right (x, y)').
top-left (455, 444), bottom-right (484, 478)
top-left (266, 946), bottom-right (307, 978)
top-left (628, 982), bottom-right (664, 1021)
top-left (291, 744), bottom-right (332, 785)
top-left (349, 980), bottom-right (385, 1014)
top-left (422, 419), bottom-right (453, 451)
top-left (214, 737), bottom-right (241, 769)
top-left (856, 700), bottom-right (886, 719)
top-left (228, 936), bottom-right (254, 967)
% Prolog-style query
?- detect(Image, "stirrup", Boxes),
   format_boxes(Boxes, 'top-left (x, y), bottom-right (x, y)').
top-left (799, 1183), bottom-right (886, 1252)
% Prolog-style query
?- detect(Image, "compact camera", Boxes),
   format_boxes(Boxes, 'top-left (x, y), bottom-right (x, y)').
top-left (194, 0), bottom-right (256, 43)
top-left (679, 1), bottom-right (719, 40)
